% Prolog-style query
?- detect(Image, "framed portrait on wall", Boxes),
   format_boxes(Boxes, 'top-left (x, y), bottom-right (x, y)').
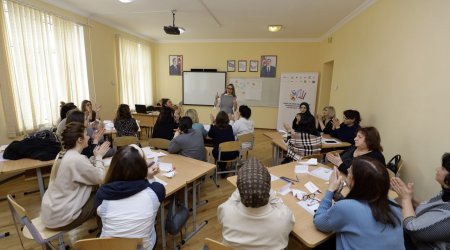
top-left (238, 60), bottom-right (247, 72)
top-left (169, 55), bottom-right (182, 76)
top-left (260, 55), bottom-right (277, 77)
top-left (227, 60), bottom-right (235, 72)
top-left (249, 60), bottom-right (258, 72)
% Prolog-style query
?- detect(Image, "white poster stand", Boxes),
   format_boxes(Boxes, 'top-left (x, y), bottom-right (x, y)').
top-left (276, 72), bottom-right (319, 131)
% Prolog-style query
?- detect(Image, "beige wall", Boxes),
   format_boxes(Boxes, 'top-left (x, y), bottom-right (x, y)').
top-left (320, 0), bottom-right (450, 200)
top-left (155, 42), bottom-right (321, 128)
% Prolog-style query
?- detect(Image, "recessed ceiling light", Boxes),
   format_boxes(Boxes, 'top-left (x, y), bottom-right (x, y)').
top-left (268, 25), bottom-right (282, 32)
top-left (118, 0), bottom-right (134, 3)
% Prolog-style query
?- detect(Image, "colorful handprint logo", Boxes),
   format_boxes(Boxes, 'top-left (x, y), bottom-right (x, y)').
top-left (289, 89), bottom-right (307, 101)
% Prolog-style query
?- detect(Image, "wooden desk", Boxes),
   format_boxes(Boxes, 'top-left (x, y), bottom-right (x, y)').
top-left (263, 131), bottom-right (351, 166)
top-left (132, 113), bottom-right (159, 138)
top-left (154, 153), bottom-right (215, 249)
top-left (0, 158), bottom-right (54, 198)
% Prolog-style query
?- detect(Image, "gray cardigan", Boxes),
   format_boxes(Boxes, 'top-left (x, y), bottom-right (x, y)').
top-left (168, 129), bottom-right (206, 161)
top-left (404, 191), bottom-right (450, 250)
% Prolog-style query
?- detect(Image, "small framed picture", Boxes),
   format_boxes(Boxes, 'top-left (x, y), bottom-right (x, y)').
top-left (238, 60), bottom-right (247, 72)
top-left (249, 60), bottom-right (258, 72)
top-left (169, 55), bottom-right (182, 76)
top-left (260, 55), bottom-right (277, 78)
top-left (227, 60), bottom-right (235, 72)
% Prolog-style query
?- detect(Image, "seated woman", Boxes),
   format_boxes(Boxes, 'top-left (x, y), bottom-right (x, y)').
top-left (391, 153), bottom-right (450, 250)
top-left (66, 110), bottom-right (105, 158)
top-left (96, 145), bottom-right (165, 250)
top-left (114, 104), bottom-right (139, 137)
top-left (208, 111), bottom-right (238, 166)
top-left (55, 102), bottom-right (77, 139)
top-left (284, 102), bottom-right (318, 136)
top-left (326, 126), bottom-right (385, 175)
top-left (168, 116), bottom-right (206, 161)
top-left (152, 107), bottom-right (178, 140)
top-left (81, 99), bottom-right (101, 123)
top-left (314, 158), bottom-right (404, 250)
top-left (161, 98), bottom-right (182, 123)
top-left (230, 105), bottom-right (254, 137)
top-left (218, 158), bottom-right (294, 249)
top-left (316, 106), bottom-right (335, 135)
top-left (330, 109), bottom-right (361, 144)
top-left (185, 109), bottom-right (207, 137)
top-left (41, 122), bottom-right (110, 230)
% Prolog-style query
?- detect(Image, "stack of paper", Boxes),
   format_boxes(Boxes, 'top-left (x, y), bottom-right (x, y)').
top-left (298, 158), bottom-right (318, 165)
top-left (297, 200), bottom-right (321, 215)
top-left (295, 164), bottom-right (309, 173)
top-left (310, 167), bottom-right (333, 181)
top-left (141, 147), bottom-right (167, 159)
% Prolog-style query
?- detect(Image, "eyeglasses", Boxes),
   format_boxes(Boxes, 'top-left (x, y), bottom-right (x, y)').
top-left (300, 191), bottom-right (318, 201)
top-left (227, 87), bottom-right (233, 90)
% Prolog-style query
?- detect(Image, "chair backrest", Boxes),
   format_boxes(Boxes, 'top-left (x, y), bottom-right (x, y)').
top-left (205, 238), bottom-right (233, 250)
top-left (73, 237), bottom-right (143, 250)
top-left (218, 141), bottom-right (241, 162)
top-left (113, 136), bottom-right (139, 149)
top-left (148, 138), bottom-right (170, 150)
top-left (237, 133), bottom-right (255, 150)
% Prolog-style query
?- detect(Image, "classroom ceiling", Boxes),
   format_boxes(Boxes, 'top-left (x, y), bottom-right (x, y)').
top-left (42, 0), bottom-right (375, 42)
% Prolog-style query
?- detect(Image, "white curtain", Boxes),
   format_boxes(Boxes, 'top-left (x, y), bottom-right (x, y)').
top-left (0, 0), bottom-right (89, 134)
top-left (118, 36), bottom-right (153, 108)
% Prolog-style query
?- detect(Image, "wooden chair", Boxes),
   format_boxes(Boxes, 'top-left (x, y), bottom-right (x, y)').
top-left (113, 136), bottom-right (139, 150)
top-left (214, 141), bottom-right (241, 187)
top-left (237, 133), bottom-right (255, 160)
top-left (148, 138), bottom-right (170, 150)
top-left (204, 238), bottom-right (233, 250)
top-left (73, 237), bottom-right (143, 250)
top-left (7, 194), bottom-right (67, 250)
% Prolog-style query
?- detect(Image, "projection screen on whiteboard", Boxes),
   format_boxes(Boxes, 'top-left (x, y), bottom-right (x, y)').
top-left (183, 71), bottom-right (226, 106)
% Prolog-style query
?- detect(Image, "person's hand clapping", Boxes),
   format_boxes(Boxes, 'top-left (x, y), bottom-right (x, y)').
top-left (390, 177), bottom-right (414, 201)
top-left (147, 161), bottom-right (160, 179)
top-left (295, 114), bottom-right (301, 124)
top-left (331, 118), bottom-right (340, 130)
top-left (326, 152), bottom-right (343, 167)
top-left (328, 166), bottom-right (344, 192)
top-left (93, 141), bottom-right (110, 158)
top-left (92, 127), bottom-right (105, 144)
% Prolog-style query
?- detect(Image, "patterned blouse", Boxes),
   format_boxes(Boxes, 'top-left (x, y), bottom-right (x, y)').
top-left (114, 118), bottom-right (138, 137)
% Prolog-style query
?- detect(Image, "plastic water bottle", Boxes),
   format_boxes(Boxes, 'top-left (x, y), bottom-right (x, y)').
top-left (155, 156), bottom-right (160, 168)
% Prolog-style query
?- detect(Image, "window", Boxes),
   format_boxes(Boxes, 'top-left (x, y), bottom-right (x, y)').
top-left (117, 36), bottom-right (153, 108)
top-left (1, 0), bottom-right (89, 133)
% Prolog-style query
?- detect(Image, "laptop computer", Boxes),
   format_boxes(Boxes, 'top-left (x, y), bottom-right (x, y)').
top-left (135, 104), bottom-right (147, 114)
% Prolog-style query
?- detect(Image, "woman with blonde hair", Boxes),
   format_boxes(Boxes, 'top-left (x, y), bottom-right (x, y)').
top-left (316, 106), bottom-right (335, 135)
top-left (185, 109), bottom-right (207, 137)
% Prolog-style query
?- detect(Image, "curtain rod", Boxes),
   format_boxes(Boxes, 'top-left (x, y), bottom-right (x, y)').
top-left (4, 0), bottom-right (92, 28)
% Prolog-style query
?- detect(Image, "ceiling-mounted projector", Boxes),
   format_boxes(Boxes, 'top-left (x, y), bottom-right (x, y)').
top-left (164, 10), bottom-right (185, 35)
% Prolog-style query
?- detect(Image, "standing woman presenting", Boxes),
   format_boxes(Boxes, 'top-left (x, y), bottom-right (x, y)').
top-left (215, 84), bottom-right (238, 115)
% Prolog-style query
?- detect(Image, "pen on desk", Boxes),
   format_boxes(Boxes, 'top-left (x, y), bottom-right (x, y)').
top-left (280, 177), bottom-right (295, 185)
top-left (281, 176), bottom-right (299, 183)
top-left (148, 161), bottom-right (155, 168)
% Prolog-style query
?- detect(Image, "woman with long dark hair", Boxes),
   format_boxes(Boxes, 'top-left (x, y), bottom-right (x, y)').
top-left (114, 104), bottom-right (139, 137)
top-left (96, 145), bottom-right (165, 250)
top-left (314, 157), bottom-right (404, 249)
top-left (152, 106), bottom-right (178, 140)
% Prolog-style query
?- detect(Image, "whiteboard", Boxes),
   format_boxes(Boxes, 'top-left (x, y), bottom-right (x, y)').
top-left (183, 72), bottom-right (226, 106)
top-left (229, 77), bottom-right (280, 107)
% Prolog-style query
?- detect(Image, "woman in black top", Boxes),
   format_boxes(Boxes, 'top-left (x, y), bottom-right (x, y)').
top-left (208, 111), bottom-right (238, 162)
top-left (326, 126), bottom-right (385, 175)
top-left (152, 107), bottom-right (178, 140)
top-left (284, 102), bottom-right (318, 136)
top-left (316, 106), bottom-right (335, 135)
top-left (114, 104), bottom-right (139, 137)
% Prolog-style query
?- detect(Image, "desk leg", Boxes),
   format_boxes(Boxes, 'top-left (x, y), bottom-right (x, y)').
top-left (182, 180), bottom-right (208, 244)
top-left (271, 143), bottom-right (276, 167)
top-left (36, 167), bottom-right (45, 199)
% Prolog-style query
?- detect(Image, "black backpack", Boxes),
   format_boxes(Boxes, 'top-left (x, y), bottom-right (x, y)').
top-left (387, 154), bottom-right (402, 174)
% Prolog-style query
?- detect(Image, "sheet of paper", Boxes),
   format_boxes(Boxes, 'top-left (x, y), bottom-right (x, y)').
top-left (145, 151), bottom-right (167, 159)
top-left (291, 189), bottom-right (307, 200)
top-left (297, 199), bottom-right (321, 215)
top-left (162, 171), bottom-right (176, 178)
top-left (0, 144), bottom-right (8, 152)
top-left (270, 174), bottom-right (279, 182)
top-left (278, 183), bottom-right (292, 196)
top-left (158, 162), bottom-right (173, 172)
top-left (304, 181), bottom-right (320, 193)
top-left (149, 177), bottom-right (168, 186)
top-left (295, 164), bottom-right (309, 173)
top-left (310, 167), bottom-right (333, 181)
top-left (298, 158), bottom-right (317, 165)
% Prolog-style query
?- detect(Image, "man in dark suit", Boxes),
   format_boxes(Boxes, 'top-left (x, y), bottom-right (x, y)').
top-left (169, 57), bottom-right (180, 75)
top-left (260, 58), bottom-right (276, 77)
